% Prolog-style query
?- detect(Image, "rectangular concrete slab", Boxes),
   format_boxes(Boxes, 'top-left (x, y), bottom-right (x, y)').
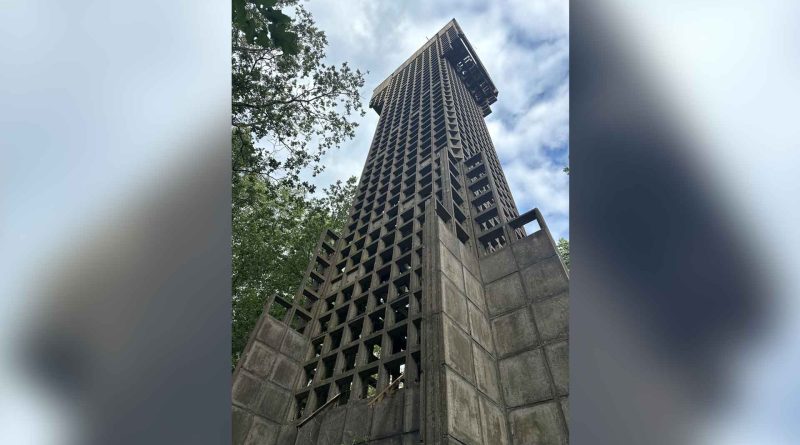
top-left (509, 402), bottom-right (566, 445)
top-left (510, 231), bottom-right (557, 269)
top-left (233, 371), bottom-right (267, 411)
top-left (443, 275), bottom-right (469, 330)
top-left (492, 307), bottom-right (538, 357)
top-left (479, 396), bottom-right (509, 445)
top-left (281, 328), bottom-right (311, 362)
top-left (257, 382), bottom-right (291, 422)
top-left (459, 242), bottom-right (480, 278)
top-left (468, 302), bottom-right (494, 353)
top-left (484, 272), bottom-right (527, 317)
top-left (232, 406), bottom-right (254, 445)
top-left (443, 315), bottom-right (476, 383)
top-left (440, 244), bottom-right (466, 293)
top-left (244, 341), bottom-right (278, 378)
top-left (342, 400), bottom-right (374, 444)
top-left (370, 390), bottom-right (406, 439)
top-left (316, 405), bottom-right (347, 445)
top-left (479, 247), bottom-right (516, 284)
top-left (545, 341), bottom-right (569, 396)
top-left (463, 269), bottom-right (487, 312)
top-left (472, 343), bottom-right (501, 403)
top-left (532, 293), bottom-right (569, 342)
top-left (243, 417), bottom-right (280, 445)
top-left (445, 369), bottom-right (483, 445)
top-left (520, 257), bottom-right (568, 302)
top-left (270, 354), bottom-right (302, 390)
top-left (499, 348), bottom-right (552, 407)
top-left (257, 316), bottom-right (287, 348)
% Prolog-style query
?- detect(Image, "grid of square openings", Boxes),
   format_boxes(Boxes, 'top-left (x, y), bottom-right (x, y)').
top-left (294, 38), bottom-right (447, 419)
top-left (293, 22), bottom-right (527, 417)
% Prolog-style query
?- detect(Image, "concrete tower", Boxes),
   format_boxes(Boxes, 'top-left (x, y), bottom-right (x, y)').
top-left (233, 19), bottom-right (569, 445)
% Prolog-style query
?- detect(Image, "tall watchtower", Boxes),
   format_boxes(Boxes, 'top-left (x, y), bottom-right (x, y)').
top-left (233, 19), bottom-right (569, 445)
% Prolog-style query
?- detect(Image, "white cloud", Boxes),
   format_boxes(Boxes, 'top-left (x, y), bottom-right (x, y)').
top-left (304, 0), bottom-right (569, 239)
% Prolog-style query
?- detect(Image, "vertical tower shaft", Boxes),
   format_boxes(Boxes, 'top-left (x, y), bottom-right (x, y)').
top-left (233, 19), bottom-right (570, 445)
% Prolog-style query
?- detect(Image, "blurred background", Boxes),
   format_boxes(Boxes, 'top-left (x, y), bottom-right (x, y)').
top-left (1, 0), bottom-right (799, 444)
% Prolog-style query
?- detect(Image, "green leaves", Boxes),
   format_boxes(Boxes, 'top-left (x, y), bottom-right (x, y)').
top-left (232, 0), bottom-right (365, 193)
top-left (557, 237), bottom-right (570, 270)
top-left (231, 170), bottom-right (358, 369)
top-left (231, 0), bottom-right (365, 369)
top-left (233, 0), bottom-right (299, 54)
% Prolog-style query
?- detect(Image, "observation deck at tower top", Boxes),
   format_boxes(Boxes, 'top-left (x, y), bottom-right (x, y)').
top-left (369, 18), bottom-right (499, 117)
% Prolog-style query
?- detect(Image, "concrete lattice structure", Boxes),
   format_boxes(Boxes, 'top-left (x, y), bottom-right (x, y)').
top-left (233, 19), bottom-right (569, 445)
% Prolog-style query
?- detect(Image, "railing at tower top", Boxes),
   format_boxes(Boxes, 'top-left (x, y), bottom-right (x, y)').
top-left (478, 208), bottom-right (555, 257)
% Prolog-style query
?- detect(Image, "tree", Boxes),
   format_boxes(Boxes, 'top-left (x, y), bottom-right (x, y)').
top-left (557, 237), bottom-right (570, 270)
top-left (231, 1), bottom-right (367, 369)
top-left (232, 0), bottom-right (366, 192)
top-left (232, 176), bottom-right (358, 368)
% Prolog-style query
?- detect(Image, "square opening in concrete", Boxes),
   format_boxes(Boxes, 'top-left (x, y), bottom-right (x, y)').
top-left (295, 391), bottom-right (310, 419)
top-left (336, 376), bottom-right (354, 406)
top-left (389, 326), bottom-right (408, 355)
top-left (360, 367), bottom-right (379, 398)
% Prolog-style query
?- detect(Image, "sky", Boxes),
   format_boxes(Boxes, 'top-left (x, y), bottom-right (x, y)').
top-left (302, 0), bottom-right (570, 241)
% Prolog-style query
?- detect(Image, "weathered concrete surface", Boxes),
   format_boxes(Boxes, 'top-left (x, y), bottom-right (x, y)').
top-left (232, 315), bottom-right (312, 445)
top-left (445, 369), bottom-right (483, 445)
top-left (484, 272), bottom-right (527, 316)
top-left (492, 307), bottom-right (539, 357)
top-left (421, 215), bottom-right (511, 444)
top-left (480, 229), bottom-right (569, 445)
top-left (499, 348), bottom-right (553, 407)
top-left (533, 293), bottom-right (569, 342)
top-left (509, 402), bottom-right (566, 445)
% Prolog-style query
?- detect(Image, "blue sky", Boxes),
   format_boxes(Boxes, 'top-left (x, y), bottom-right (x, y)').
top-left (303, 0), bottom-right (570, 241)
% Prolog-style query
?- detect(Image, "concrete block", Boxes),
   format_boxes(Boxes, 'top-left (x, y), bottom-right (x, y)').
top-left (281, 328), bottom-right (311, 362)
top-left (232, 405), bottom-right (253, 445)
top-left (472, 343), bottom-right (501, 403)
top-left (371, 390), bottom-right (406, 439)
top-left (443, 276), bottom-right (469, 330)
top-left (468, 302), bottom-right (494, 353)
top-left (295, 417), bottom-right (321, 445)
top-left (257, 316), bottom-right (287, 349)
top-left (403, 386), bottom-right (420, 432)
top-left (511, 231), bottom-right (556, 269)
top-left (277, 424), bottom-right (298, 445)
top-left (509, 403), bottom-right (566, 445)
top-left (443, 316), bottom-right (475, 383)
top-left (545, 341), bottom-right (568, 396)
top-left (257, 383), bottom-right (291, 422)
top-left (499, 348), bottom-right (552, 407)
top-left (532, 293), bottom-right (569, 342)
top-left (342, 400), bottom-right (373, 444)
top-left (492, 308), bottom-right (538, 357)
top-left (463, 269), bottom-right (486, 311)
top-left (317, 405), bottom-right (347, 445)
top-left (459, 241), bottom-right (480, 278)
top-left (484, 272), bottom-right (527, 317)
top-left (479, 247), bottom-right (516, 283)
top-left (445, 369), bottom-right (483, 445)
top-left (560, 397), bottom-right (569, 428)
top-left (438, 219), bottom-right (461, 258)
top-left (270, 354), bottom-right (302, 390)
top-left (440, 245), bottom-right (465, 293)
top-left (243, 341), bottom-right (278, 378)
top-left (479, 396), bottom-right (509, 445)
top-left (232, 371), bottom-right (266, 411)
top-left (243, 417), bottom-right (280, 445)
top-left (521, 257), bottom-right (568, 302)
